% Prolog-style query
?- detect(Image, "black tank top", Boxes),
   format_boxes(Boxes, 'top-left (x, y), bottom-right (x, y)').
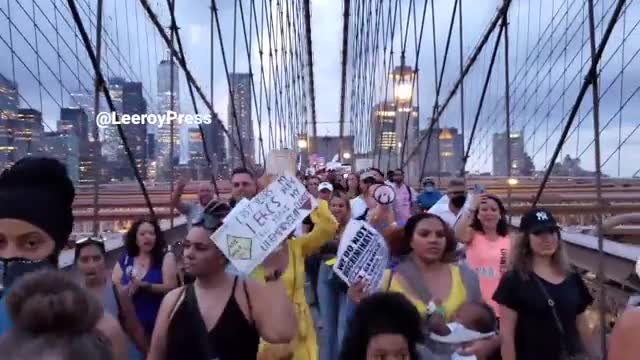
top-left (166, 276), bottom-right (259, 360)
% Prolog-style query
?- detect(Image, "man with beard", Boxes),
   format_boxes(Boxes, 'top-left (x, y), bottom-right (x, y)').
top-left (230, 167), bottom-right (258, 207)
top-left (429, 178), bottom-right (468, 228)
top-left (170, 174), bottom-right (214, 230)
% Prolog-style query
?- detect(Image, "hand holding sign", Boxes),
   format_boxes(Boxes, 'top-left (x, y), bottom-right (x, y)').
top-left (211, 175), bottom-right (316, 274)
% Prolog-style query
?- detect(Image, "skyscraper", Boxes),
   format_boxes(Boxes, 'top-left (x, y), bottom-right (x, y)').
top-left (42, 131), bottom-right (80, 183)
top-left (492, 131), bottom-right (525, 176)
top-left (228, 73), bottom-right (254, 168)
top-left (202, 112), bottom-right (228, 177)
top-left (114, 81), bottom-right (148, 180)
top-left (156, 53), bottom-right (181, 178)
top-left (437, 127), bottom-right (464, 175)
top-left (59, 108), bottom-right (89, 151)
top-left (0, 73), bottom-right (19, 169)
top-left (102, 77), bottom-right (125, 162)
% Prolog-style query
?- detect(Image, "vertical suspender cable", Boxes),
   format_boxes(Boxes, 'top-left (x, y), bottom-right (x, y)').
top-left (169, 0), bottom-right (176, 228)
top-left (91, 0), bottom-right (103, 236)
top-left (586, 0), bottom-right (607, 354)
top-left (338, 0), bottom-right (351, 164)
top-left (458, 0), bottom-right (465, 177)
top-left (531, 0), bottom-right (626, 207)
top-left (461, 21), bottom-right (505, 176)
top-left (502, 4), bottom-right (513, 219)
top-left (166, 0), bottom-right (221, 197)
top-left (67, 0), bottom-right (157, 220)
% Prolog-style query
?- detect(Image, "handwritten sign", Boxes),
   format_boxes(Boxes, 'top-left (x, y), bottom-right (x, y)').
top-left (333, 220), bottom-right (389, 292)
top-left (266, 149), bottom-right (297, 176)
top-left (211, 175), bottom-right (317, 274)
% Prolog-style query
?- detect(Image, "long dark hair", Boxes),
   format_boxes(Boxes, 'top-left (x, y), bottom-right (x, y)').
top-left (385, 213), bottom-right (458, 262)
top-left (470, 194), bottom-right (509, 237)
top-left (339, 292), bottom-right (424, 360)
top-left (124, 219), bottom-right (166, 266)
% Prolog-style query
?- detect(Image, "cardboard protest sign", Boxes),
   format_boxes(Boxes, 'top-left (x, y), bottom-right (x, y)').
top-left (333, 220), bottom-right (389, 292)
top-left (266, 149), bottom-right (297, 176)
top-left (211, 175), bottom-right (317, 274)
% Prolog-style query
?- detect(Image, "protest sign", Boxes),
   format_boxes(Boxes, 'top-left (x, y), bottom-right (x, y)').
top-left (333, 220), bottom-right (389, 292)
top-left (211, 175), bottom-right (317, 274)
top-left (266, 149), bottom-right (297, 176)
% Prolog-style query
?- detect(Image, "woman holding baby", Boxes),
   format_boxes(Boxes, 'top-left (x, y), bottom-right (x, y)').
top-left (348, 212), bottom-right (501, 359)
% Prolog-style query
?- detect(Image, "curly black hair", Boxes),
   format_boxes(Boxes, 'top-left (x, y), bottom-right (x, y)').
top-left (339, 292), bottom-right (424, 360)
top-left (124, 219), bottom-right (166, 266)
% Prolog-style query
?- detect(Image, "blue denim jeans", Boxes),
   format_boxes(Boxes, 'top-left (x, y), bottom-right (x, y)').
top-left (317, 262), bottom-right (350, 360)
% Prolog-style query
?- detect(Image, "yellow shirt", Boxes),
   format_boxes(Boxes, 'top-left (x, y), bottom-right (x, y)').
top-left (381, 264), bottom-right (467, 320)
top-left (256, 200), bottom-right (338, 360)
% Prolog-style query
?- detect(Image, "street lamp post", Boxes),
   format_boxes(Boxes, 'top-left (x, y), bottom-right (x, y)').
top-left (394, 66), bottom-right (416, 179)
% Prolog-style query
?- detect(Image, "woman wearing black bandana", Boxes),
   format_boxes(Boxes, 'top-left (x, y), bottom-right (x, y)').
top-left (0, 157), bottom-right (128, 359)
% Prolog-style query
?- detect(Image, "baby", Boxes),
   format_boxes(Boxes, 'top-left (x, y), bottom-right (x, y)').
top-left (427, 302), bottom-right (499, 360)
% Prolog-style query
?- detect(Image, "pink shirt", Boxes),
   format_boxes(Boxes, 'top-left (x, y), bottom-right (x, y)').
top-left (465, 233), bottom-right (511, 314)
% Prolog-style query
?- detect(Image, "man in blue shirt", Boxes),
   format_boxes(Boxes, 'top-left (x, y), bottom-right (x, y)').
top-left (416, 177), bottom-right (443, 212)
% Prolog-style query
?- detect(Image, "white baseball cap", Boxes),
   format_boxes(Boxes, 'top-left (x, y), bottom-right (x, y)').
top-left (318, 182), bottom-right (334, 192)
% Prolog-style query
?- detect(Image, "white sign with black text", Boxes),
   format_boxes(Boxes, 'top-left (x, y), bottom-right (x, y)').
top-left (333, 220), bottom-right (389, 292)
top-left (211, 176), bottom-right (317, 274)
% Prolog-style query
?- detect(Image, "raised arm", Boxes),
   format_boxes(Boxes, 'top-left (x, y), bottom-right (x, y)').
top-left (245, 278), bottom-right (297, 344)
top-left (169, 175), bottom-right (191, 214)
top-left (296, 199), bottom-right (339, 257)
top-left (454, 193), bottom-right (484, 244)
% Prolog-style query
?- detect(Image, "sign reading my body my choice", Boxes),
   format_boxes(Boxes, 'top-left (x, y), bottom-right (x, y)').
top-left (211, 175), bottom-right (317, 274)
top-left (333, 220), bottom-right (389, 292)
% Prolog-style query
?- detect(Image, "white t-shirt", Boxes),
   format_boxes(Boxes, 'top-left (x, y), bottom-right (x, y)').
top-left (428, 196), bottom-right (460, 228)
top-left (428, 194), bottom-right (474, 228)
top-left (350, 196), bottom-right (368, 219)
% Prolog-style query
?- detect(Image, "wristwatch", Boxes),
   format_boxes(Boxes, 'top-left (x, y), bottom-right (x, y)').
top-left (264, 269), bottom-right (283, 282)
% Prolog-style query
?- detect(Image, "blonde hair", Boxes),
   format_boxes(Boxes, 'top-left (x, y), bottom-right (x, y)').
top-left (509, 229), bottom-right (571, 279)
top-left (330, 192), bottom-right (351, 231)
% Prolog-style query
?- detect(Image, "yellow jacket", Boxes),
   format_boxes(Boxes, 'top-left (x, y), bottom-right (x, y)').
top-left (257, 199), bottom-right (338, 360)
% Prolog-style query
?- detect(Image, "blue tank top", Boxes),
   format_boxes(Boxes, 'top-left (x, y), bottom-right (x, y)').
top-left (119, 254), bottom-right (164, 337)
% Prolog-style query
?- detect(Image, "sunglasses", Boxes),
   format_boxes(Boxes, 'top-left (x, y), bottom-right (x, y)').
top-left (76, 235), bottom-right (106, 244)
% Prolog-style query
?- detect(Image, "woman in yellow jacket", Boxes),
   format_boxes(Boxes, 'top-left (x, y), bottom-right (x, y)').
top-left (257, 198), bottom-right (338, 360)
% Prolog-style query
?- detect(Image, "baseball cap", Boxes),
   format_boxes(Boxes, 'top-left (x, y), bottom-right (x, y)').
top-left (318, 182), bottom-right (334, 192)
top-left (519, 208), bottom-right (560, 234)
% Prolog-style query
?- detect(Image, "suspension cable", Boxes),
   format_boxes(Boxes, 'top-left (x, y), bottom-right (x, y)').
top-left (531, 0), bottom-right (626, 206)
top-left (67, 0), bottom-right (156, 219)
top-left (400, 0), bottom-right (511, 169)
top-left (137, 0), bottom-right (243, 159)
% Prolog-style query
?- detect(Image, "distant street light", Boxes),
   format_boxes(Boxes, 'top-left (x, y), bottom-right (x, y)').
top-left (297, 138), bottom-right (308, 149)
top-left (507, 177), bottom-right (519, 186)
top-left (343, 152), bottom-right (351, 160)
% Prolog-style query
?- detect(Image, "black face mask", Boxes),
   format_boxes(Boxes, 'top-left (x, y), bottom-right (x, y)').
top-left (1, 257), bottom-right (53, 291)
top-left (450, 195), bottom-right (467, 209)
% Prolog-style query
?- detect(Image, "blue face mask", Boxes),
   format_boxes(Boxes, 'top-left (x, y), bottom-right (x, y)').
top-left (425, 185), bottom-right (435, 192)
top-left (1, 257), bottom-right (53, 291)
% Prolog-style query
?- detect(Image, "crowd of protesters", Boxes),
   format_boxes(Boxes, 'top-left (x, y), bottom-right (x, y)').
top-left (0, 157), bottom-right (636, 359)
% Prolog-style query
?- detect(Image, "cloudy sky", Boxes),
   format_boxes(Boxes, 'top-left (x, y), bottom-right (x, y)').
top-left (0, 0), bottom-right (638, 176)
